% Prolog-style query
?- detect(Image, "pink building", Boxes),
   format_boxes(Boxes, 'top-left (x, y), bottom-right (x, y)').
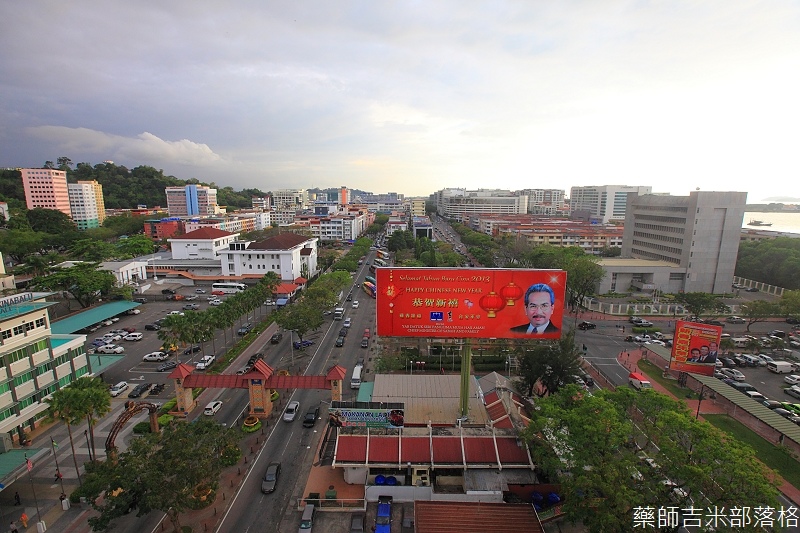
top-left (20, 168), bottom-right (72, 217)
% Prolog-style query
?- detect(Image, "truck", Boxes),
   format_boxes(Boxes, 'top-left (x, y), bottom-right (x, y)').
top-left (334, 307), bottom-right (345, 320)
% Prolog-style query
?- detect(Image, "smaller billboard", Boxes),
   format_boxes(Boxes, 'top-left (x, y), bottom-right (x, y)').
top-left (328, 407), bottom-right (405, 429)
top-left (669, 320), bottom-right (723, 377)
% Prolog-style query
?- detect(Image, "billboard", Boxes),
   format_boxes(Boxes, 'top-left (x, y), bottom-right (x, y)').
top-left (669, 320), bottom-right (723, 376)
top-left (376, 268), bottom-right (567, 339)
top-left (328, 407), bottom-right (405, 428)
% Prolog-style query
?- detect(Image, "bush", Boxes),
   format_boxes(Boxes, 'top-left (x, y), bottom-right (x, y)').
top-left (220, 444), bottom-right (242, 466)
top-left (157, 414), bottom-right (174, 426)
top-left (242, 419), bottom-right (262, 433)
top-left (132, 421), bottom-right (151, 434)
top-left (161, 398), bottom-right (178, 412)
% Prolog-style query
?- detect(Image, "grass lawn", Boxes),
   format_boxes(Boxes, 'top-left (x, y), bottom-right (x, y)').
top-left (636, 358), bottom-right (700, 399)
top-left (704, 414), bottom-right (800, 488)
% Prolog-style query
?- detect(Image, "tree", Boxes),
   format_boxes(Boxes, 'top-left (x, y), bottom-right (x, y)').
top-left (274, 302), bottom-right (324, 341)
top-left (561, 252), bottom-right (605, 317)
top-left (84, 419), bottom-right (239, 532)
top-left (102, 215), bottom-right (151, 237)
top-left (0, 229), bottom-right (46, 263)
top-left (740, 300), bottom-right (780, 332)
top-left (45, 387), bottom-right (86, 485)
top-left (779, 290), bottom-right (800, 321)
top-left (516, 330), bottom-right (584, 397)
top-left (115, 234), bottom-right (156, 258)
top-left (69, 377), bottom-right (111, 464)
top-left (69, 239), bottom-right (117, 262)
top-left (32, 262), bottom-right (116, 308)
top-left (26, 207), bottom-right (76, 234)
top-left (673, 292), bottom-right (728, 320)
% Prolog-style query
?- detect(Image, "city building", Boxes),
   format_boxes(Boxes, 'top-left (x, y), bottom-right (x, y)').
top-left (67, 181), bottom-right (105, 230)
top-left (20, 168), bottom-right (72, 217)
top-left (183, 212), bottom-right (270, 234)
top-left (144, 218), bottom-right (185, 240)
top-left (165, 185), bottom-right (218, 216)
top-left (495, 222), bottom-right (624, 254)
top-left (169, 227), bottom-right (240, 260)
top-left (221, 232), bottom-right (318, 281)
top-left (251, 197), bottom-right (270, 210)
top-left (99, 260), bottom-right (148, 286)
top-left (569, 185), bottom-right (652, 224)
top-left (295, 211), bottom-right (369, 242)
top-left (411, 216), bottom-right (433, 239)
top-left (518, 189), bottom-right (566, 215)
top-left (271, 189), bottom-right (308, 210)
top-left (0, 253), bottom-right (15, 291)
top-left (409, 198), bottom-right (426, 217)
top-left (386, 213), bottom-right (408, 235)
top-left (609, 190), bottom-right (747, 294)
top-left (434, 188), bottom-right (528, 221)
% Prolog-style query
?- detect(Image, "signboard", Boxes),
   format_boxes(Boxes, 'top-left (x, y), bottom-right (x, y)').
top-left (328, 407), bottom-right (405, 428)
top-left (376, 268), bottom-right (567, 339)
top-left (0, 293), bottom-right (34, 316)
top-left (669, 320), bottom-right (722, 376)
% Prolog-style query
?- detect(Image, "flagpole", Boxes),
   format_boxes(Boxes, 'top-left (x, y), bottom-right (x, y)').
top-left (51, 437), bottom-right (65, 495)
top-left (24, 454), bottom-right (42, 527)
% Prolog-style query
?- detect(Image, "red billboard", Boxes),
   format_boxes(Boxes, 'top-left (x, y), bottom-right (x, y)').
top-left (669, 320), bottom-right (722, 376)
top-left (376, 268), bottom-right (567, 339)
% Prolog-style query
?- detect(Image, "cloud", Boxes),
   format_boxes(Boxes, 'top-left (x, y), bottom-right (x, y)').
top-left (25, 126), bottom-right (223, 167)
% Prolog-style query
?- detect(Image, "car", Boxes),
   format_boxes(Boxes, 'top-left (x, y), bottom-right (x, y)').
top-left (183, 345), bottom-right (201, 355)
top-left (721, 368), bottom-right (745, 381)
top-left (713, 370), bottom-right (727, 379)
top-left (346, 293), bottom-right (353, 302)
top-left (629, 316), bottom-right (642, 324)
top-left (144, 323), bottom-right (161, 331)
top-left (96, 344), bottom-right (124, 354)
top-left (122, 326), bottom-right (136, 333)
top-left (133, 297), bottom-right (148, 303)
top-left (577, 321), bottom-right (597, 330)
top-left (293, 339), bottom-right (314, 349)
top-left (237, 323), bottom-right (253, 336)
top-left (185, 295), bottom-right (198, 301)
top-left (160, 343), bottom-right (178, 353)
top-left (103, 333), bottom-right (122, 342)
top-left (339, 327), bottom-right (348, 337)
top-left (195, 355), bottom-right (216, 370)
top-left (706, 320), bottom-right (725, 326)
top-left (261, 461), bottom-right (281, 494)
top-left (786, 386), bottom-right (800, 400)
top-left (361, 337), bottom-right (369, 349)
top-left (720, 357), bottom-right (737, 368)
top-left (167, 310), bottom-right (185, 316)
top-left (757, 354), bottom-right (776, 365)
top-left (206, 295), bottom-right (219, 300)
top-left (781, 402), bottom-right (800, 415)
top-left (774, 407), bottom-right (796, 419)
top-left (195, 288), bottom-right (207, 293)
top-left (123, 332), bottom-right (143, 341)
top-left (786, 317), bottom-right (800, 325)
top-left (149, 384), bottom-right (166, 395)
top-left (182, 303), bottom-right (199, 310)
top-left (127, 383), bottom-right (152, 398)
top-left (211, 290), bottom-right (226, 296)
top-left (335, 336), bottom-right (345, 347)
top-left (363, 328), bottom-right (371, 338)
top-left (236, 365), bottom-right (252, 375)
top-left (203, 400), bottom-right (223, 416)
top-left (344, 318), bottom-right (352, 328)
top-left (785, 375), bottom-right (800, 386)
top-left (581, 373), bottom-right (594, 388)
top-left (375, 496), bottom-right (392, 533)
top-left (270, 332), bottom-right (283, 344)
top-left (143, 351), bottom-right (168, 362)
top-left (637, 320), bottom-right (654, 327)
top-left (762, 399), bottom-right (784, 409)
top-left (108, 329), bottom-right (127, 335)
top-left (727, 316), bottom-right (746, 324)
top-left (157, 360), bottom-right (179, 372)
top-left (352, 300), bottom-right (360, 309)
top-left (349, 512), bottom-right (366, 533)
top-left (634, 335), bottom-right (651, 343)
top-left (769, 329), bottom-right (787, 338)
top-left (91, 338), bottom-right (107, 347)
top-left (247, 352), bottom-right (265, 365)
top-left (109, 381), bottom-right (129, 397)
top-left (732, 355), bottom-right (749, 367)
top-left (646, 339), bottom-right (666, 347)
top-left (209, 299), bottom-right (222, 306)
top-left (283, 401), bottom-right (300, 422)
top-left (302, 406), bottom-right (320, 427)
top-left (161, 288), bottom-right (176, 295)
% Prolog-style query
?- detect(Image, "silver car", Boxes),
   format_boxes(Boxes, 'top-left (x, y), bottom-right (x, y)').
top-left (283, 401), bottom-right (300, 422)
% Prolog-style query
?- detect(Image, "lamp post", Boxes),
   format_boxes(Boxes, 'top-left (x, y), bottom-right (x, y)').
top-left (51, 437), bottom-right (65, 495)
top-left (148, 255), bottom-right (162, 281)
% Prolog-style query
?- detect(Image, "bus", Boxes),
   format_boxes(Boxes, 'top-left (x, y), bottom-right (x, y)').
top-left (373, 258), bottom-right (386, 267)
top-left (369, 264), bottom-right (377, 274)
top-left (212, 282), bottom-right (247, 294)
top-left (363, 281), bottom-right (376, 299)
top-left (376, 250), bottom-right (389, 260)
top-left (365, 276), bottom-right (377, 287)
top-left (350, 365), bottom-right (363, 389)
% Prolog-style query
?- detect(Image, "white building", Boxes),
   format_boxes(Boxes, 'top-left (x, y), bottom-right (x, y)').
top-left (434, 188), bottom-right (529, 221)
top-left (169, 227), bottom-right (240, 260)
top-left (221, 233), bottom-right (318, 281)
top-left (99, 260), bottom-right (148, 286)
top-left (569, 185), bottom-right (652, 224)
top-left (68, 181), bottom-right (104, 230)
top-left (518, 189), bottom-right (565, 215)
top-left (272, 189), bottom-right (308, 210)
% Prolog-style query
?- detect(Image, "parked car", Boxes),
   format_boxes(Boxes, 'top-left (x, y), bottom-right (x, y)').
top-left (161, 288), bottom-right (176, 295)
top-left (195, 288), bottom-right (207, 293)
top-left (195, 355), bottom-right (216, 370)
top-left (720, 357), bottom-right (737, 368)
top-left (732, 355), bottom-right (749, 367)
top-left (91, 338), bottom-right (107, 347)
top-left (237, 323), bottom-right (253, 336)
top-left (109, 381), bottom-right (129, 397)
top-left (344, 318), bottom-right (352, 328)
top-left (786, 317), bottom-right (800, 325)
top-left (183, 303), bottom-right (200, 310)
top-left (157, 360), bottom-right (179, 372)
top-left (143, 351), bottom-right (168, 362)
top-left (726, 316), bottom-right (746, 324)
top-left (634, 335), bottom-right (651, 343)
top-left (144, 324), bottom-right (160, 331)
top-left (303, 406), bottom-right (320, 427)
top-left (784, 385), bottom-right (800, 400)
top-left (762, 399), bottom-right (784, 409)
top-left (103, 333), bottom-right (122, 342)
top-left (746, 287), bottom-right (760, 292)
top-left (270, 332), bottom-right (283, 344)
top-left (183, 345), bottom-right (201, 355)
top-left (122, 326), bottom-right (136, 333)
top-left (203, 400), bottom-right (223, 416)
top-left (261, 462), bottom-right (281, 494)
top-left (375, 496), bottom-right (392, 533)
top-left (293, 339), bottom-right (314, 349)
top-left (637, 320), bottom-right (654, 327)
top-left (123, 332), bottom-right (143, 341)
top-left (629, 316), bottom-right (642, 323)
top-left (335, 336), bottom-right (345, 347)
top-left (757, 354), bottom-right (776, 365)
top-left (578, 321), bottom-right (597, 330)
top-left (97, 344), bottom-right (124, 354)
top-left (128, 383), bottom-right (152, 398)
top-left (283, 401), bottom-right (300, 422)
top-left (785, 375), bottom-right (800, 386)
top-left (721, 368), bottom-right (746, 381)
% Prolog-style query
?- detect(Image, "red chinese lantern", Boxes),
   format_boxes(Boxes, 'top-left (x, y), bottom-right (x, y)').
top-left (500, 282), bottom-right (523, 306)
top-left (479, 291), bottom-right (505, 318)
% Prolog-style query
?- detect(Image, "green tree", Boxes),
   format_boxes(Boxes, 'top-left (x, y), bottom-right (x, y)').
top-left (740, 300), bottom-right (780, 332)
top-left (32, 262), bottom-right (116, 308)
top-left (673, 292), bottom-right (728, 320)
top-left (0, 229), bottom-right (46, 263)
top-left (779, 289), bottom-right (800, 321)
top-left (26, 207), bottom-right (76, 234)
top-left (516, 330), bottom-right (584, 397)
top-left (69, 239), bottom-right (117, 262)
top-left (116, 234), bottom-right (156, 258)
top-left (69, 377), bottom-right (112, 464)
top-left (274, 302), bottom-right (324, 342)
top-left (102, 214), bottom-right (152, 237)
top-left (45, 387), bottom-right (86, 485)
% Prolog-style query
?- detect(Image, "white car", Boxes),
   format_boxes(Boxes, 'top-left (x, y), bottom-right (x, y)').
top-left (103, 333), bottom-right (122, 342)
top-left (283, 401), bottom-right (300, 422)
top-left (634, 335), bottom-right (651, 343)
top-left (209, 299), bottom-right (222, 306)
top-left (142, 351), bottom-right (168, 362)
top-left (195, 288), bottom-right (207, 294)
top-left (721, 368), bottom-right (746, 381)
top-left (123, 332), bottom-right (143, 341)
top-left (646, 339), bottom-right (666, 347)
top-left (195, 355), bottom-right (216, 370)
top-left (167, 310), bottom-right (185, 316)
top-left (206, 295), bottom-right (218, 300)
top-left (109, 381), bottom-right (129, 397)
top-left (352, 301), bottom-right (360, 309)
top-left (204, 400), bottom-right (223, 416)
top-left (96, 344), bottom-right (124, 354)
top-left (784, 375), bottom-right (800, 386)
top-left (343, 318), bottom-right (352, 328)
top-left (185, 295), bottom-right (198, 301)
top-left (126, 309), bottom-right (141, 315)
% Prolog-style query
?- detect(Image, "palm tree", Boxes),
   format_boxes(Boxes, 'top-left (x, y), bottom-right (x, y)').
top-left (45, 387), bottom-right (85, 485)
top-left (70, 377), bottom-right (111, 464)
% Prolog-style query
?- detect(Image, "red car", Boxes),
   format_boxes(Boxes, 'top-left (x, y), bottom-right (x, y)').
top-left (212, 290), bottom-right (226, 296)
top-left (122, 327), bottom-right (136, 333)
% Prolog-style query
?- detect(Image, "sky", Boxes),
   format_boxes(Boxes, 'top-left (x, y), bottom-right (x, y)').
top-left (2, 1), bottom-right (799, 202)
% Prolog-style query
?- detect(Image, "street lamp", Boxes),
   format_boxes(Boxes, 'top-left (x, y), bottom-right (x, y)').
top-left (148, 255), bottom-right (162, 282)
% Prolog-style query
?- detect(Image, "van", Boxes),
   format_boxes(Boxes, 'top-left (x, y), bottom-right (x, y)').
top-left (744, 391), bottom-right (768, 402)
top-left (299, 504), bottom-right (316, 532)
top-left (767, 361), bottom-right (794, 374)
top-left (730, 382), bottom-right (757, 393)
top-left (628, 373), bottom-right (652, 391)
top-left (741, 354), bottom-right (761, 367)
top-left (351, 365), bottom-right (363, 389)
top-left (733, 338), bottom-right (749, 348)
top-left (334, 307), bottom-right (345, 320)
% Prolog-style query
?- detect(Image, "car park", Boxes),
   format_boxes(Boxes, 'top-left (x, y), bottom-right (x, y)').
top-left (785, 375), bottom-right (800, 386)
top-left (283, 401), bottom-right (300, 422)
top-left (578, 321), bottom-right (597, 330)
top-left (97, 344), bottom-right (124, 354)
top-left (203, 400), bottom-right (223, 416)
top-left (270, 332), bottom-right (283, 344)
top-left (195, 355), bottom-right (216, 370)
top-left (157, 360), bottom-right (179, 372)
top-left (261, 462), bottom-right (281, 494)
top-left (143, 351), bottom-right (168, 362)
top-left (144, 323), bottom-right (160, 331)
top-left (128, 383), bottom-right (152, 398)
top-left (123, 332), bottom-right (143, 341)
top-left (110, 381), bottom-right (129, 397)
top-left (303, 406), bottom-right (320, 427)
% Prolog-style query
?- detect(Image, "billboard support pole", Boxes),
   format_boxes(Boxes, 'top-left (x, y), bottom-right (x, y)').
top-left (460, 339), bottom-right (471, 417)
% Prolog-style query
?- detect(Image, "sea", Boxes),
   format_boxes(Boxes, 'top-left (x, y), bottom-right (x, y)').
top-left (743, 211), bottom-right (800, 235)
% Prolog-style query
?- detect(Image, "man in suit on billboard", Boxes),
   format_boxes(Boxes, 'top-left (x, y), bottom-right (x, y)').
top-left (510, 283), bottom-right (560, 334)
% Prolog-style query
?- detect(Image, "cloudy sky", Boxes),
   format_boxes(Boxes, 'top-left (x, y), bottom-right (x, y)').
top-left (2, 1), bottom-right (799, 201)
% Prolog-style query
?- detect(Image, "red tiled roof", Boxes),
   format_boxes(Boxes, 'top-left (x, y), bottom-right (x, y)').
top-left (275, 283), bottom-right (298, 295)
top-left (414, 502), bottom-right (543, 533)
top-left (432, 437), bottom-right (463, 464)
top-left (169, 227), bottom-right (235, 240)
top-left (294, 276), bottom-right (307, 283)
top-left (300, 248), bottom-right (312, 256)
top-left (183, 373), bottom-right (247, 389)
top-left (336, 435), bottom-right (368, 462)
top-left (496, 437), bottom-right (530, 463)
top-left (266, 375), bottom-right (330, 390)
top-left (369, 436), bottom-right (399, 464)
top-left (463, 437), bottom-right (497, 464)
top-left (326, 365), bottom-right (347, 381)
top-left (401, 437), bottom-right (431, 463)
top-left (168, 363), bottom-right (197, 380)
top-left (248, 233), bottom-right (311, 250)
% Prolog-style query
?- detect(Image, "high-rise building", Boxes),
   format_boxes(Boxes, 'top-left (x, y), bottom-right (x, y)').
top-left (20, 168), bottom-right (71, 217)
top-left (569, 185), bottom-right (652, 224)
top-left (620, 191), bottom-right (747, 293)
top-left (165, 185), bottom-right (218, 216)
top-left (68, 181), bottom-right (105, 230)
top-left (434, 188), bottom-right (528, 221)
top-left (518, 189), bottom-right (566, 215)
top-left (272, 189), bottom-right (308, 210)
